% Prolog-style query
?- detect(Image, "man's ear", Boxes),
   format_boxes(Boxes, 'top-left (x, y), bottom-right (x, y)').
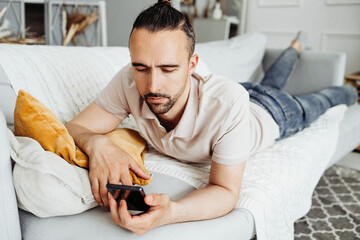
top-left (188, 54), bottom-right (199, 75)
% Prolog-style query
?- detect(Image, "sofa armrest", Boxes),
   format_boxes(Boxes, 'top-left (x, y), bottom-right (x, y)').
top-left (0, 64), bottom-right (17, 126)
top-left (0, 110), bottom-right (21, 240)
top-left (262, 49), bottom-right (346, 95)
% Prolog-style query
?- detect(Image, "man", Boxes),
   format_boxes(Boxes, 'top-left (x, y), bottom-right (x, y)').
top-left (66, 0), bottom-right (357, 235)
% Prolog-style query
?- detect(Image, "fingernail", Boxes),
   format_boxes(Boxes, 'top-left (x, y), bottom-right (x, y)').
top-left (147, 196), bottom-right (152, 203)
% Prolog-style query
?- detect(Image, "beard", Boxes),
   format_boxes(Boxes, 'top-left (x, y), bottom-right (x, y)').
top-left (144, 82), bottom-right (186, 115)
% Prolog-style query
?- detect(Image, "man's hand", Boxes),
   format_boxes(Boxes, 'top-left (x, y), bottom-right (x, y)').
top-left (108, 192), bottom-right (174, 235)
top-left (85, 134), bottom-right (150, 208)
top-left (65, 102), bottom-right (151, 208)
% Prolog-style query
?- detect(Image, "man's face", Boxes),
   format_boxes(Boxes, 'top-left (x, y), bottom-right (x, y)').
top-left (129, 28), bottom-right (197, 115)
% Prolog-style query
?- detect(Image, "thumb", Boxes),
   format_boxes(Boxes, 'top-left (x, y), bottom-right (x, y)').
top-left (129, 160), bottom-right (151, 179)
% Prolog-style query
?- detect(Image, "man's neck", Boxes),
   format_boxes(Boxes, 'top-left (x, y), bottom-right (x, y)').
top-left (158, 118), bottom-right (179, 133)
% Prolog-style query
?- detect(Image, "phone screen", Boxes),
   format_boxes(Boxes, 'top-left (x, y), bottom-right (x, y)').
top-left (107, 184), bottom-right (150, 213)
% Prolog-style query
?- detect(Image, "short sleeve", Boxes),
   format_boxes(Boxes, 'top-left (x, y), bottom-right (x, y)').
top-left (94, 65), bottom-right (131, 120)
top-left (212, 90), bottom-right (251, 165)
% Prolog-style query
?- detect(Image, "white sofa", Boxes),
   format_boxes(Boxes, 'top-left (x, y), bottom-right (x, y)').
top-left (1, 33), bottom-right (360, 240)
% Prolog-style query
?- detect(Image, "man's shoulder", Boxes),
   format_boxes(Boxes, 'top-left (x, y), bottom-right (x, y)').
top-left (113, 63), bottom-right (133, 82)
top-left (109, 63), bottom-right (137, 92)
top-left (103, 63), bottom-right (139, 102)
top-left (197, 74), bottom-right (248, 106)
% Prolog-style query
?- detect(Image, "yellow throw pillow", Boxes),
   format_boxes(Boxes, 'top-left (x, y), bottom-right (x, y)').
top-left (14, 90), bottom-right (150, 185)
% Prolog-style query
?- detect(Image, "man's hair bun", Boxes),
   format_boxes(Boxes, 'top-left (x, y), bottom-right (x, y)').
top-left (158, 0), bottom-right (171, 6)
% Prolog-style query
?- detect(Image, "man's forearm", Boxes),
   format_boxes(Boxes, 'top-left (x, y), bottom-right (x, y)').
top-left (65, 101), bottom-right (122, 155)
top-left (170, 184), bottom-right (239, 224)
top-left (66, 123), bottom-right (96, 153)
top-left (65, 122), bottom-right (113, 157)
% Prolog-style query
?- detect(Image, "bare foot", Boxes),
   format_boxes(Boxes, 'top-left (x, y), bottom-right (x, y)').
top-left (291, 40), bottom-right (302, 53)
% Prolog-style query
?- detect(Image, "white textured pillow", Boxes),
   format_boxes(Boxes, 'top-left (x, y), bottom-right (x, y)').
top-left (8, 129), bottom-right (97, 218)
top-left (194, 31), bottom-right (267, 83)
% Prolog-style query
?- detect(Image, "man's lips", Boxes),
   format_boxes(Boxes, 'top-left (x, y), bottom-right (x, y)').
top-left (146, 97), bottom-right (166, 103)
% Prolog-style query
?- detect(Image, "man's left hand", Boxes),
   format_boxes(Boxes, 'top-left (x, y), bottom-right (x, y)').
top-left (108, 192), bottom-right (174, 235)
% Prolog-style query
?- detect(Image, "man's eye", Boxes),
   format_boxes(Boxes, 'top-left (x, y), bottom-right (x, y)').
top-left (136, 68), bottom-right (148, 72)
top-left (162, 68), bottom-right (175, 73)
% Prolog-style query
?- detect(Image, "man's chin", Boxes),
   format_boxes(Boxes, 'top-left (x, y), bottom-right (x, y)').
top-left (151, 108), bottom-right (170, 115)
top-left (147, 103), bottom-right (170, 115)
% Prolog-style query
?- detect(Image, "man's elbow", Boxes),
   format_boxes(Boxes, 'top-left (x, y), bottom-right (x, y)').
top-left (219, 183), bottom-right (241, 205)
top-left (229, 190), bottom-right (240, 209)
top-left (224, 190), bottom-right (239, 214)
top-left (210, 183), bottom-right (240, 211)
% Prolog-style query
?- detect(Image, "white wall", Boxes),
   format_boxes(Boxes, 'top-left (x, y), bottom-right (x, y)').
top-left (242, 0), bottom-right (360, 74)
top-left (105, 0), bottom-right (155, 46)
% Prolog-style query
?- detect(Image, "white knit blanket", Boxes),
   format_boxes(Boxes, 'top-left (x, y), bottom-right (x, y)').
top-left (0, 44), bottom-right (347, 239)
top-left (144, 104), bottom-right (345, 239)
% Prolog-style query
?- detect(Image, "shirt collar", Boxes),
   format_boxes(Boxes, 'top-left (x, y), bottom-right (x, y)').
top-left (141, 100), bottom-right (157, 120)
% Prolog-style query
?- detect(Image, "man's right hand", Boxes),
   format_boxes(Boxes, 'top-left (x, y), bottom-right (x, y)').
top-left (84, 135), bottom-right (151, 208)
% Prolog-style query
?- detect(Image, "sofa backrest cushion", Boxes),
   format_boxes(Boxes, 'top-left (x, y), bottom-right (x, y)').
top-left (261, 49), bottom-right (346, 95)
top-left (0, 41), bottom-right (346, 125)
top-left (0, 44), bottom-right (132, 124)
top-left (194, 31), bottom-right (267, 83)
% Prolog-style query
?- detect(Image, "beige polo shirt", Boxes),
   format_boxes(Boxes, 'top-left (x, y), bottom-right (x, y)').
top-left (95, 64), bottom-right (279, 166)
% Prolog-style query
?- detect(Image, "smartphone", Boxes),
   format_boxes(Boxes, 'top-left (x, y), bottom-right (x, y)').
top-left (106, 184), bottom-right (150, 214)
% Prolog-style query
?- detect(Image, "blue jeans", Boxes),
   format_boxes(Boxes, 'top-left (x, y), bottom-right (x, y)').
top-left (240, 47), bottom-right (358, 140)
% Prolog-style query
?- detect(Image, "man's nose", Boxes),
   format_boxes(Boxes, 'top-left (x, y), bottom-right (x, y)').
top-left (148, 69), bottom-right (159, 93)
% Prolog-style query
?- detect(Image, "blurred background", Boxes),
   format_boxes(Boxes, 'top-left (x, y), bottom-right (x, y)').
top-left (0, 0), bottom-right (359, 74)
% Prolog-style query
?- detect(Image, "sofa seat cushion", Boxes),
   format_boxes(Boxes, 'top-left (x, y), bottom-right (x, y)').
top-left (19, 171), bottom-right (255, 240)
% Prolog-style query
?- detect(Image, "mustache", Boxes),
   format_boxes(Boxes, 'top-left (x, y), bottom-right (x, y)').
top-left (144, 93), bottom-right (170, 99)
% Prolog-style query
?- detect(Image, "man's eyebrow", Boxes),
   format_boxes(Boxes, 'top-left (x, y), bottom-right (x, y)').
top-left (156, 64), bottom-right (180, 68)
top-left (132, 62), bottom-right (148, 67)
top-left (131, 62), bottom-right (180, 68)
